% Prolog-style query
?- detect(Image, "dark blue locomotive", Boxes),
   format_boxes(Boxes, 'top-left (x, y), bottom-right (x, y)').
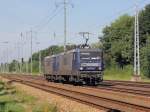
top-left (44, 48), bottom-right (104, 85)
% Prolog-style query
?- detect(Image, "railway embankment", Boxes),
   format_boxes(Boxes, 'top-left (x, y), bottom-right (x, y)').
top-left (1, 74), bottom-right (150, 112)
top-left (0, 78), bottom-right (59, 112)
top-left (0, 76), bottom-right (103, 112)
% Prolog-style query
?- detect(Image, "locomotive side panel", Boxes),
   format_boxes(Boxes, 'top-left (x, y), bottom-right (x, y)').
top-left (44, 57), bottom-right (53, 75)
top-left (52, 56), bottom-right (60, 75)
top-left (58, 52), bottom-right (74, 75)
top-left (72, 51), bottom-right (80, 75)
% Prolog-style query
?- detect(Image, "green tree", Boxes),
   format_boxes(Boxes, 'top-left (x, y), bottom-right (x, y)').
top-left (139, 4), bottom-right (150, 45)
top-left (29, 45), bottom-right (76, 73)
top-left (141, 36), bottom-right (150, 78)
top-left (9, 60), bottom-right (19, 72)
top-left (102, 14), bottom-right (134, 68)
top-left (101, 4), bottom-right (150, 78)
top-left (139, 4), bottom-right (150, 77)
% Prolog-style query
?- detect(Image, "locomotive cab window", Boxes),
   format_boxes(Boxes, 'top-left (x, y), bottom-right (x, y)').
top-left (80, 51), bottom-right (101, 63)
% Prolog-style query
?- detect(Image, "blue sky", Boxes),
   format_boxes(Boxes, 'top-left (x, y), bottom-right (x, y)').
top-left (0, 0), bottom-right (150, 62)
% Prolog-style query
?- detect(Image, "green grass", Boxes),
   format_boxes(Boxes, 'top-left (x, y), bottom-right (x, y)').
top-left (14, 90), bottom-right (37, 104)
top-left (0, 82), bottom-right (26, 112)
top-left (104, 65), bottom-right (150, 82)
top-left (5, 103), bottom-right (25, 112)
top-left (32, 103), bottom-right (58, 112)
top-left (0, 81), bottom-right (59, 112)
top-left (104, 65), bottom-right (133, 81)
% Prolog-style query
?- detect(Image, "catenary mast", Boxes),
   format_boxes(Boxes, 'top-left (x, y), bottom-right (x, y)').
top-left (133, 3), bottom-right (141, 81)
top-left (64, 0), bottom-right (67, 52)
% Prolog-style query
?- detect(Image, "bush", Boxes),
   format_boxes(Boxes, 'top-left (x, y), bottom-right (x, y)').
top-left (104, 65), bottom-right (133, 80)
top-left (5, 103), bottom-right (25, 112)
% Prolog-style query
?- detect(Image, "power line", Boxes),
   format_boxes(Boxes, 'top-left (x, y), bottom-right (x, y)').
top-left (32, 7), bottom-right (59, 29)
top-left (32, 7), bottom-right (63, 31)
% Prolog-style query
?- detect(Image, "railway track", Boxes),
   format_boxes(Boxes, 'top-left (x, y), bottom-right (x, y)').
top-left (1, 74), bottom-right (150, 112)
top-left (95, 85), bottom-right (150, 96)
top-left (104, 80), bottom-right (150, 88)
top-left (4, 74), bottom-right (150, 96)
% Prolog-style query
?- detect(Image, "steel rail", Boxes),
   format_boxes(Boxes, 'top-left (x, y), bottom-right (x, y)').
top-left (9, 74), bottom-right (150, 96)
top-left (104, 80), bottom-right (150, 88)
top-left (95, 86), bottom-right (150, 96)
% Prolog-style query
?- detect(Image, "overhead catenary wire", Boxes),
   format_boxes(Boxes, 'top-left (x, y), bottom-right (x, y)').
top-left (32, 6), bottom-right (64, 32)
top-left (33, 3), bottom-right (57, 27)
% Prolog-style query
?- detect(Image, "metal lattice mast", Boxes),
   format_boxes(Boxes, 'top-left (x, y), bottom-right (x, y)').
top-left (134, 4), bottom-right (140, 76)
top-left (25, 32), bottom-right (29, 73)
top-left (30, 30), bottom-right (33, 75)
top-left (137, 7), bottom-right (140, 76)
top-left (64, 0), bottom-right (67, 52)
top-left (56, 0), bottom-right (73, 52)
top-left (20, 32), bottom-right (23, 73)
top-left (36, 42), bottom-right (41, 74)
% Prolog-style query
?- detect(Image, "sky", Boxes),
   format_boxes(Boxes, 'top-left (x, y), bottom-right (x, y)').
top-left (0, 0), bottom-right (150, 62)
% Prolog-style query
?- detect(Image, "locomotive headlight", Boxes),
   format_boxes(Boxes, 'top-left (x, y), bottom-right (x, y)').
top-left (98, 67), bottom-right (101, 70)
top-left (80, 67), bottom-right (83, 70)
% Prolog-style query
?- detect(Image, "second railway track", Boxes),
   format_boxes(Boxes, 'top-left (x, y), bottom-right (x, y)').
top-left (104, 80), bottom-right (150, 88)
top-left (95, 84), bottom-right (150, 96)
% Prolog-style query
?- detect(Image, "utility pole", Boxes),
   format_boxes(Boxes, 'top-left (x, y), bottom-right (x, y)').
top-left (56, 0), bottom-right (73, 52)
top-left (64, 0), bottom-right (67, 52)
top-left (30, 30), bottom-right (33, 75)
top-left (39, 49), bottom-right (42, 74)
top-left (15, 43), bottom-right (19, 73)
top-left (132, 3), bottom-right (141, 81)
top-left (0, 50), bottom-right (3, 73)
top-left (17, 42), bottom-right (20, 73)
top-left (25, 32), bottom-right (29, 74)
top-left (14, 44), bottom-right (16, 73)
top-left (0, 48), bottom-right (3, 73)
top-left (20, 32), bottom-right (23, 73)
top-left (2, 51), bottom-right (6, 73)
top-left (36, 42), bottom-right (41, 74)
top-left (2, 41), bottom-right (9, 73)
top-left (6, 47), bottom-right (9, 73)
top-left (3, 52), bottom-right (6, 73)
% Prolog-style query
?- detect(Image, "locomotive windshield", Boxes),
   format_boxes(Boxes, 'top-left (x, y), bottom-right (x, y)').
top-left (80, 51), bottom-right (101, 63)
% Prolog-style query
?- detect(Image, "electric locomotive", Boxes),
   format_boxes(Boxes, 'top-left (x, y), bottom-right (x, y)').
top-left (43, 47), bottom-right (104, 85)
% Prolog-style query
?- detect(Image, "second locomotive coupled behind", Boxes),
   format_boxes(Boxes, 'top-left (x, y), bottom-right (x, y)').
top-left (44, 48), bottom-right (104, 85)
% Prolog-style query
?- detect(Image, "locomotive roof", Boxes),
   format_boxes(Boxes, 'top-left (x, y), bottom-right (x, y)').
top-left (44, 48), bottom-right (102, 59)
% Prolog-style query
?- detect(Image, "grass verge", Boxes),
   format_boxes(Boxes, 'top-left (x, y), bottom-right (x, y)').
top-left (0, 80), bottom-right (59, 112)
top-left (104, 65), bottom-right (150, 82)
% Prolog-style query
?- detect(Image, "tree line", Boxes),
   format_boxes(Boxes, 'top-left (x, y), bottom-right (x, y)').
top-left (102, 4), bottom-right (150, 77)
top-left (6, 45), bottom-right (76, 73)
